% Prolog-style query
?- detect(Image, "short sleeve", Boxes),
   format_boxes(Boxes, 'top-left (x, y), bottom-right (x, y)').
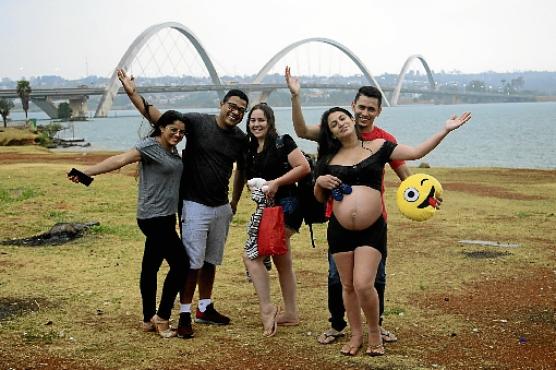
top-left (379, 140), bottom-right (397, 164)
top-left (281, 134), bottom-right (298, 155)
top-left (135, 137), bottom-right (160, 162)
top-left (378, 130), bottom-right (405, 169)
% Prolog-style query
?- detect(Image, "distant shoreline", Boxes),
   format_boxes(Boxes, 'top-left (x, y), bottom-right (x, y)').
top-left (1, 146), bottom-right (555, 172)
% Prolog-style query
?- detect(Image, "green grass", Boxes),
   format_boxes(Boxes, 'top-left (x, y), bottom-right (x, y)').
top-left (0, 151), bottom-right (555, 369)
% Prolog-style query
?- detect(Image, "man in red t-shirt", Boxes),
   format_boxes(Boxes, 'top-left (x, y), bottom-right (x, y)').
top-left (286, 67), bottom-right (409, 344)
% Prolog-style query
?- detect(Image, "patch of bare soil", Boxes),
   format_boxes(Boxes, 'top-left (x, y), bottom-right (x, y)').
top-left (0, 152), bottom-right (114, 165)
top-left (384, 177), bottom-right (547, 201)
top-left (443, 182), bottom-right (545, 201)
top-left (0, 297), bottom-right (47, 321)
top-left (410, 268), bottom-right (556, 369)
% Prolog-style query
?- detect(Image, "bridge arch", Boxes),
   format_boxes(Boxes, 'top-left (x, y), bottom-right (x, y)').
top-left (252, 37), bottom-right (390, 107)
top-left (95, 22), bottom-right (222, 117)
top-left (390, 54), bottom-right (436, 106)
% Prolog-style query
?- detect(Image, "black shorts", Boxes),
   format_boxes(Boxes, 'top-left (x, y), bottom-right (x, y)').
top-left (327, 213), bottom-right (387, 257)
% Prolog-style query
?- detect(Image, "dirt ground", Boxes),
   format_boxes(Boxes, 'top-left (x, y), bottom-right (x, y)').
top-left (0, 151), bottom-right (116, 166)
top-left (2, 268), bottom-right (554, 370)
top-left (1, 152), bottom-right (555, 370)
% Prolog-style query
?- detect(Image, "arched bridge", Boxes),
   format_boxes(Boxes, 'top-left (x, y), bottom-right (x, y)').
top-left (92, 22), bottom-right (438, 116)
top-left (4, 22), bottom-right (532, 119)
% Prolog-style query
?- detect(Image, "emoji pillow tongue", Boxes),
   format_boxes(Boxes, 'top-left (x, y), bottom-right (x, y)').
top-left (417, 187), bottom-right (438, 209)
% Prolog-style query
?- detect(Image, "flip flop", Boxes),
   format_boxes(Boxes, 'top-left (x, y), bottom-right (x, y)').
top-left (380, 327), bottom-right (398, 343)
top-left (317, 328), bottom-right (345, 344)
top-left (366, 343), bottom-right (385, 357)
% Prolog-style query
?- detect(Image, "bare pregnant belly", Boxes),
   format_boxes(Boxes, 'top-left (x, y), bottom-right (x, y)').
top-left (332, 186), bottom-right (382, 230)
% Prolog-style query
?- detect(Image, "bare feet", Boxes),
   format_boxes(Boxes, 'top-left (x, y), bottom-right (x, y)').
top-left (262, 305), bottom-right (279, 337)
top-left (276, 311), bottom-right (300, 326)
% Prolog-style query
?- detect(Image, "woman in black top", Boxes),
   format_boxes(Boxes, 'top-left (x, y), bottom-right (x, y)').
top-left (314, 107), bottom-right (471, 356)
top-left (243, 103), bottom-right (310, 336)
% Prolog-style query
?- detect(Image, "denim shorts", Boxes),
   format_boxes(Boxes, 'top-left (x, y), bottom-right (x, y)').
top-left (276, 196), bottom-right (303, 232)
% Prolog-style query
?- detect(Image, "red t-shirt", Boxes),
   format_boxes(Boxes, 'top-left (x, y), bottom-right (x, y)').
top-left (325, 125), bottom-right (404, 221)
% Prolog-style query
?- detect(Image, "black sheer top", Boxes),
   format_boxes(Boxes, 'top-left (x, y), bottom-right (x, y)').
top-left (326, 141), bottom-right (397, 191)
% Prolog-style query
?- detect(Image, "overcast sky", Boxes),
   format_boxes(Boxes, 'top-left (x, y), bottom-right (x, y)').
top-left (2, 0), bottom-right (555, 80)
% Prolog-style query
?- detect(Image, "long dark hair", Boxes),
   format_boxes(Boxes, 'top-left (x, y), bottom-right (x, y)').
top-left (315, 107), bottom-right (359, 176)
top-left (245, 103), bottom-right (278, 154)
top-left (149, 110), bottom-right (184, 137)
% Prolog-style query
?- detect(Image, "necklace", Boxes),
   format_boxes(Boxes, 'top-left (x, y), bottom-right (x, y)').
top-left (361, 140), bottom-right (373, 154)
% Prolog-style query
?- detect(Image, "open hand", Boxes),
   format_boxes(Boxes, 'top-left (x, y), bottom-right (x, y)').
top-left (285, 66), bottom-right (300, 97)
top-left (116, 68), bottom-right (136, 96)
top-left (445, 112), bottom-right (472, 132)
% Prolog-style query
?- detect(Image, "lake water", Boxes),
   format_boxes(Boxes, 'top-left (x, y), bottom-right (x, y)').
top-left (11, 102), bottom-right (556, 169)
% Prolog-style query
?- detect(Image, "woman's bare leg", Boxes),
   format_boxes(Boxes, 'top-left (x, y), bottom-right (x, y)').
top-left (274, 228), bottom-right (299, 324)
top-left (243, 254), bottom-right (278, 335)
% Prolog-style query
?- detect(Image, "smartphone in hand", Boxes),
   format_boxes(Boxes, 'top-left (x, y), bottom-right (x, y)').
top-left (68, 168), bottom-right (94, 186)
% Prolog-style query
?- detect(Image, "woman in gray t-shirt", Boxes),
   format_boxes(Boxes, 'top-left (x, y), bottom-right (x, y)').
top-left (68, 110), bottom-right (189, 338)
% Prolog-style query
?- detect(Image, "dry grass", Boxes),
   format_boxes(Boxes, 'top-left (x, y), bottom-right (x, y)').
top-left (0, 147), bottom-right (555, 369)
top-left (0, 128), bottom-right (37, 146)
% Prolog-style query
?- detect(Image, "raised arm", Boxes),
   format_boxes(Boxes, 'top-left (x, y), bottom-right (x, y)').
top-left (285, 66), bottom-right (320, 141)
top-left (117, 69), bottom-right (162, 124)
top-left (391, 112), bottom-right (472, 161)
top-left (68, 149), bottom-right (141, 182)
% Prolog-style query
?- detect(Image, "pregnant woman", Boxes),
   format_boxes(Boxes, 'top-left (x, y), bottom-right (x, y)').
top-left (313, 107), bottom-right (471, 356)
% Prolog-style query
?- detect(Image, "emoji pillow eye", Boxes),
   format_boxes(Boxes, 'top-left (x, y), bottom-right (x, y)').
top-left (403, 188), bottom-right (420, 202)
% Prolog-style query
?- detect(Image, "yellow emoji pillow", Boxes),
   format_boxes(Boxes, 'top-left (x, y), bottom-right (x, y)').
top-left (396, 174), bottom-right (443, 221)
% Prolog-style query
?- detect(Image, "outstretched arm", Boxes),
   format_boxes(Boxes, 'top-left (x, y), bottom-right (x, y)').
top-left (117, 69), bottom-right (162, 124)
top-left (68, 149), bottom-right (141, 182)
top-left (391, 112), bottom-right (472, 161)
top-left (285, 66), bottom-right (320, 141)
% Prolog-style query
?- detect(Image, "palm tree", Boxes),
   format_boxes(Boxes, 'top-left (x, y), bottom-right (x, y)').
top-left (16, 80), bottom-right (32, 120)
top-left (0, 98), bottom-right (15, 128)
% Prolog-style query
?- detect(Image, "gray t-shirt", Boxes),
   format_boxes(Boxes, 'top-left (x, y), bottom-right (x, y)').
top-left (180, 113), bottom-right (247, 207)
top-left (135, 137), bottom-right (183, 219)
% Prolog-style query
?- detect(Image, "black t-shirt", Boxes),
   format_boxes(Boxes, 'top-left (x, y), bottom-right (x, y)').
top-left (246, 134), bottom-right (298, 199)
top-left (181, 113), bottom-right (247, 207)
